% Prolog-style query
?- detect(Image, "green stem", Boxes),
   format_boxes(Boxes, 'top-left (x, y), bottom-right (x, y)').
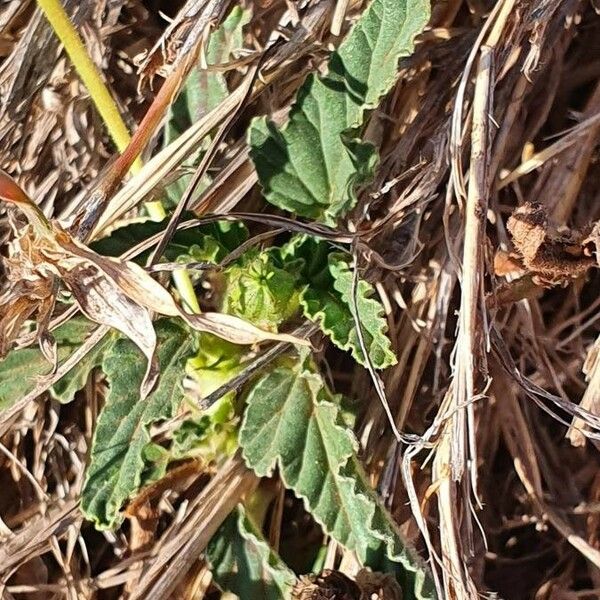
top-left (36, 0), bottom-right (201, 313)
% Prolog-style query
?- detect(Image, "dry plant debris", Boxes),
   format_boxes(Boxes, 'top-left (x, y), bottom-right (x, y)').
top-left (502, 201), bottom-right (599, 285)
top-left (1, 0), bottom-right (600, 599)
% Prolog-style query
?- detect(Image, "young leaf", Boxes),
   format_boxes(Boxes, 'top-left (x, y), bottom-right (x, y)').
top-left (171, 411), bottom-right (239, 463)
top-left (240, 357), bottom-right (435, 600)
top-left (0, 318), bottom-right (105, 409)
top-left (301, 250), bottom-right (396, 369)
top-left (81, 320), bottom-right (193, 529)
top-left (207, 506), bottom-right (297, 599)
top-left (141, 442), bottom-right (171, 484)
top-left (249, 0), bottom-right (429, 222)
top-left (221, 249), bottom-right (301, 332)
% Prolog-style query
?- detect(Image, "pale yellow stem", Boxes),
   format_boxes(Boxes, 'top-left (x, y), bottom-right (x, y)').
top-left (36, 0), bottom-right (200, 312)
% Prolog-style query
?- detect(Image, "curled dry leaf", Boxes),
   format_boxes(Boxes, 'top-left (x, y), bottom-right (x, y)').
top-left (0, 171), bottom-right (305, 396)
top-left (504, 201), bottom-right (598, 286)
top-left (0, 173), bottom-right (58, 364)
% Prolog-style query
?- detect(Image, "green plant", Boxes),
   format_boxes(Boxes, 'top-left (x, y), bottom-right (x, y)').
top-left (0, 0), bottom-right (434, 598)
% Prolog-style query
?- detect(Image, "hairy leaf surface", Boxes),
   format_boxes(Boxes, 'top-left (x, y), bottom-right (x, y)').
top-left (221, 249), bottom-right (301, 332)
top-left (0, 318), bottom-right (105, 409)
top-left (250, 0), bottom-right (429, 222)
top-left (298, 246), bottom-right (396, 369)
top-left (240, 357), bottom-right (435, 599)
top-left (81, 320), bottom-right (193, 529)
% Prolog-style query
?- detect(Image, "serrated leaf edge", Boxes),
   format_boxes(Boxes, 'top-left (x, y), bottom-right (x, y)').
top-left (300, 258), bottom-right (397, 369)
top-left (241, 366), bottom-right (435, 600)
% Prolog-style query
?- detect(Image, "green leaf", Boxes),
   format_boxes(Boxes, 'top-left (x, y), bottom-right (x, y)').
top-left (81, 320), bottom-right (193, 529)
top-left (279, 234), bottom-right (330, 284)
top-left (207, 506), bottom-right (297, 599)
top-left (221, 249), bottom-right (301, 332)
top-left (0, 318), bottom-right (105, 410)
top-left (240, 357), bottom-right (435, 600)
top-left (141, 442), bottom-right (171, 483)
top-left (164, 6), bottom-right (251, 204)
top-left (177, 325), bottom-right (250, 465)
top-left (181, 237), bottom-right (225, 265)
top-left (165, 6), bottom-right (249, 140)
top-left (171, 397), bottom-right (239, 463)
top-left (301, 248), bottom-right (396, 369)
top-left (49, 338), bottom-right (109, 403)
top-left (175, 234), bottom-right (228, 291)
top-left (91, 218), bottom-right (248, 263)
top-left (249, 0), bottom-right (429, 222)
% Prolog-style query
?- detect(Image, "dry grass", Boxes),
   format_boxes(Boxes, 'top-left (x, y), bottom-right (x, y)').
top-left (1, 0), bottom-right (600, 598)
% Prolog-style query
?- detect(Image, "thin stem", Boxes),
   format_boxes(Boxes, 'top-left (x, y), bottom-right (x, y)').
top-left (35, 0), bottom-right (132, 153)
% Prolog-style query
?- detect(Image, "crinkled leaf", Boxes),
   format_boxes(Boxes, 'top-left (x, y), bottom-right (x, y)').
top-left (249, 0), bottom-right (429, 222)
top-left (56, 228), bottom-right (305, 397)
top-left (207, 506), bottom-right (297, 599)
top-left (56, 254), bottom-right (161, 396)
top-left (301, 249), bottom-right (396, 369)
top-left (240, 357), bottom-right (435, 600)
top-left (221, 249), bottom-right (301, 332)
top-left (171, 412), bottom-right (238, 463)
top-left (282, 236), bottom-right (395, 367)
top-left (0, 318), bottom-right (106, 410)
top-left (81, 320), bottom-right (193, 529)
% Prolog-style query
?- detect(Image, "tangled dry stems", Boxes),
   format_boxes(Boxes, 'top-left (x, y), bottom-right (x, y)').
top-left (1, 0), bottom-right (600, 598)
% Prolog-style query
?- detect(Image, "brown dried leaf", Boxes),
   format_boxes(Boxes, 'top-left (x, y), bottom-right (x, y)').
top-left (492, 249), bottom-right (525, 277)
top-left (182, 311), bottom-right (306, 345)
top-left (582, 221), bottom-right (600, 267)
top-left (55, 259), bottom-right (160, 396)
top-left (0, 295), bottom-right (40, 356)
top-left (0, 171), bottom-right (305, 395)
top-left (507, 201), bottom-right (547, 264)
top-left (507, 201), bottom-right (597, 286)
